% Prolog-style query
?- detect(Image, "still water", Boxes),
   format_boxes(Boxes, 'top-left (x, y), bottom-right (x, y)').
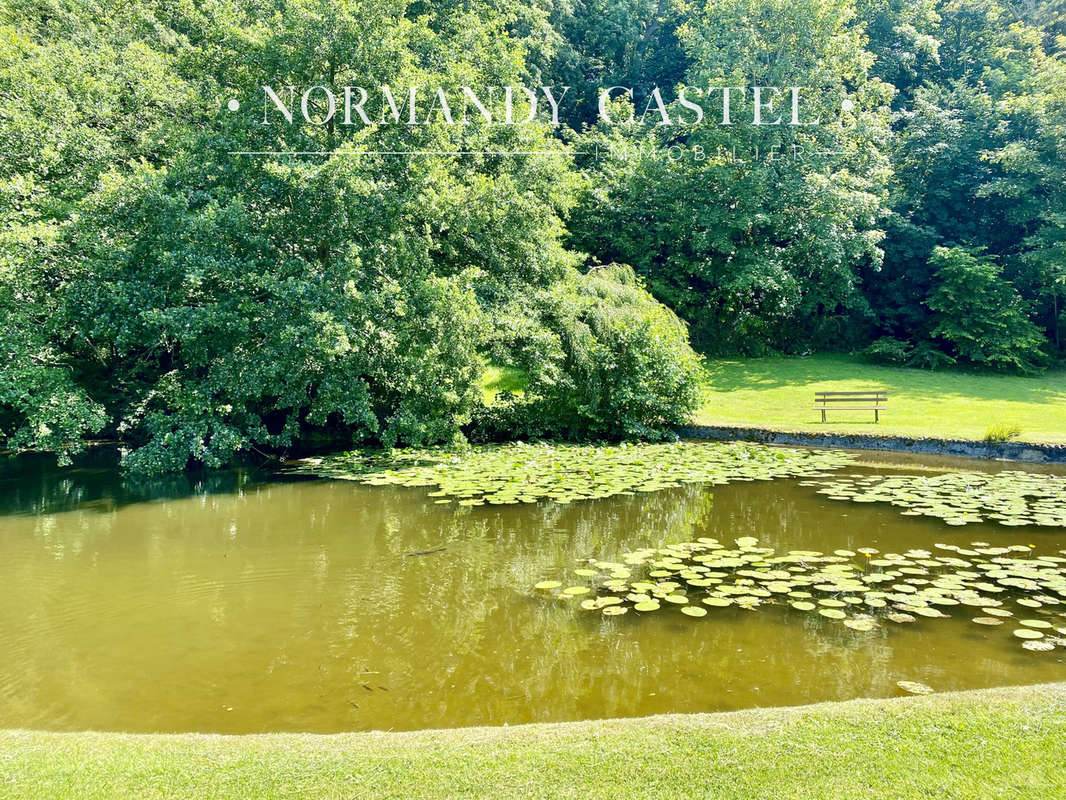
top-left (0, 448), bottom-right (1063, 733)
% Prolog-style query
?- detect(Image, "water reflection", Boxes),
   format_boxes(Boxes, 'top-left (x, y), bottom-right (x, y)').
top-left (0, 448), bottom-right (285, 518)
top-left (0, 454), bottom-right (1063, 733)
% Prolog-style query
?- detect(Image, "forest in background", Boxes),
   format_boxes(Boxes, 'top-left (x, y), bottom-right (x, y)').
top-left (1, 0), bottom-right (1064, 472)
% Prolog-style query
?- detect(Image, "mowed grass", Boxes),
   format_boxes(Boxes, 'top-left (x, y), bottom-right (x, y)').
top-left (696, 355), bottom-right (1066, 445)
top-left (479, 364), bottom-right (527, 404)
top-left (3, 683), bottom-right (1064, 800)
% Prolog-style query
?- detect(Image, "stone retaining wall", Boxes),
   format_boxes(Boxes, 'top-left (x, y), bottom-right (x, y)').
top-left (677, 425), bottom-right (1066, 463)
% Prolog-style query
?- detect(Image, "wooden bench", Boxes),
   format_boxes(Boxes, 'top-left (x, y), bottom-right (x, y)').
top-left (814, 390), bottom-right (887, 423)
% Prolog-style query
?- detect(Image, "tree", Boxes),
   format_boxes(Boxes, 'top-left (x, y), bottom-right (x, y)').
top-left (543, 0), bottom-right (690, 127)
top-left (860, 2), bottom-right (1062, 365)
top-left (568, 0), bottom-right (893, 354)
top-left (982, 28), bottom-right (1066, 351)
top-left (926, 246), bottom-right (1045, 371)
top-left (2, 0), bottom-right (704, 471)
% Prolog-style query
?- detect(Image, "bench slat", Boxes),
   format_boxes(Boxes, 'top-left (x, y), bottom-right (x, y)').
top-left (814, 392), bottom-right (887, 398)
top-left (812, 406), bottom-right (885, 411)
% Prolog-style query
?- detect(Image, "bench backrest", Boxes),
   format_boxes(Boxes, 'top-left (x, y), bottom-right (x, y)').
top-left (814, 391), bottom-right (887, 404)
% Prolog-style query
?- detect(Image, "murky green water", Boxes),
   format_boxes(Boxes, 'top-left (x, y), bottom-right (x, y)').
top-left (0, 448), bottom-right (1063, 733)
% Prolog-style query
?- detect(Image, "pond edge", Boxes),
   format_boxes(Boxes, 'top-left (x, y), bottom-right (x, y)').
top-left (678, 425), bottom-right (1066, 463)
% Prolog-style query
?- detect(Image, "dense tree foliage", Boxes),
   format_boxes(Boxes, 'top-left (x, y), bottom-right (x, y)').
top-left (1, 0), bottom-right (696, 471)
top-left (475, 263), bottom-right (702, 440)
top-left (924, 246), bottom-right (1045, 372)
top-left (566, 0), bottom-right (893, 354)
top-left (560, 0), bottom-right (1063, 365)
top-left (856, 1), bottom-right (1066, 367)
top-left (1, 0), bottom-right (1063, 470)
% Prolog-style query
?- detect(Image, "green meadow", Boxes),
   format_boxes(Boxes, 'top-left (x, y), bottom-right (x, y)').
top-left (696, 355), bottom-right (1066, 445)
top-left (4, 684), bottom-right (1064, 800)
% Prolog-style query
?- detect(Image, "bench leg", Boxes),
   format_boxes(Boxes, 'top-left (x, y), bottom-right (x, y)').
top-left (874, 409), bottom-right (879, 423)
top-left (821, 409), bottom-right (826, 423)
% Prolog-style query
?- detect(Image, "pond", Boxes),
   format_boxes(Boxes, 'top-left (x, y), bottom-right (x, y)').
top-left (0, 446), bottom-right (1063, 734)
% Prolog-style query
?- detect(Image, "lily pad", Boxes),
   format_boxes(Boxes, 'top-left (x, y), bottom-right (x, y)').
top-left (844, 619), bottom-right (877, 631)
top-left (812, 470), bottom-right (1066, 529)
top-left (1021, 639), bottom-right (1055, 651)
top-left (897, 680), bottom-right (934, 695)
top-left (293, 441), bottom-right (855, 507)
top-left (1013, 629), bottom-right (1044, 639)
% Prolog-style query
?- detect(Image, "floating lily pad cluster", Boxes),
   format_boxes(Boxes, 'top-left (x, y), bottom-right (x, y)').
top-left (807, 470), bottom-right (1066, 527)
top-left (292, 442), bottom-right (854, 506)
top-left (536, 537), bottom-right (1066, 652)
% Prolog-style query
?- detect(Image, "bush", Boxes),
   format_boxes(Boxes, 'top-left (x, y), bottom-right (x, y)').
top-left (474, 264), bottom-right (703, 441)
top-left (861, 336), bottom-right (956, 370)
top-left (862, 337), bottom-right (912, 365)
top-left (905, 341), bottom-right (957, 371)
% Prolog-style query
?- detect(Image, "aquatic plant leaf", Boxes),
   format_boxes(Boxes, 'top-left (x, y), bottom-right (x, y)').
top-left (812, 470), bottom-right (1066, 528)
top-left (896, 681), bottom-right (934, 695)
top-left (1013, 629), bottom-right (1044, 639)
top-left (293, 441), bottom-right (855, 507)
top-left (1021, 639), bottom-right (1055, 651)
top-left (702, 597), bottom-right (732, 607)
top-left (536, 534), bottom-right (1066, 656)
top-left (844, 619), bottom-right (876, 631)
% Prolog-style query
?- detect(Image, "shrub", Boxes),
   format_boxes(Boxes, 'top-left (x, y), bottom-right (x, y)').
top-left (474, 264), bottom-right (703, 441)
top-left (926, 247), bottom-right (1046, 373)
top-left (905, 341), bottom-right (957, 371)
top-left (862, 337), bottom-right (912, 365)
top-left (861, 336), bottom-right (957, 370)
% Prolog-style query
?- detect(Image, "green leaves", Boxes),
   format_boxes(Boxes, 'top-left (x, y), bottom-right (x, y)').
top-left (474, 264), bottom-right (704, 442)
top-left (567, 0), bottom-right (893, 355)
top-left (1, 0), bottom-right (711, 471)
top-left (538, 532), bottom-right (1066, 653)
top-left (812, 469), bottom-right (1066, 527)
top-left (926, 247), bottom-right (1046, 372)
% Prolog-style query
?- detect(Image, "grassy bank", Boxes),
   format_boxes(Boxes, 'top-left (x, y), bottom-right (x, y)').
top-left (3, 683), bottom-right (1065, 800)
top-left (696, 355), bottom-right (1066, 445)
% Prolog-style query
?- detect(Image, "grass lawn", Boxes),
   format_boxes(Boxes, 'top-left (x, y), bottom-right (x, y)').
top-left (2, 683), bottom-right (1064, 800)
top-left (696, 354), bottom-right (1066, 445)
top-left (479, 364), bottom-right (527, 404)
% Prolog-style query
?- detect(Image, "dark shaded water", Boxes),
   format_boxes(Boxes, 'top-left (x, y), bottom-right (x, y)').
top-left (0, 448), bottom-right (1063, 733)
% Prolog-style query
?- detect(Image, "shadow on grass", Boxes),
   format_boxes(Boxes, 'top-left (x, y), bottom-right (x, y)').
top-left (702, 355), bottom-right (1066, 405)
